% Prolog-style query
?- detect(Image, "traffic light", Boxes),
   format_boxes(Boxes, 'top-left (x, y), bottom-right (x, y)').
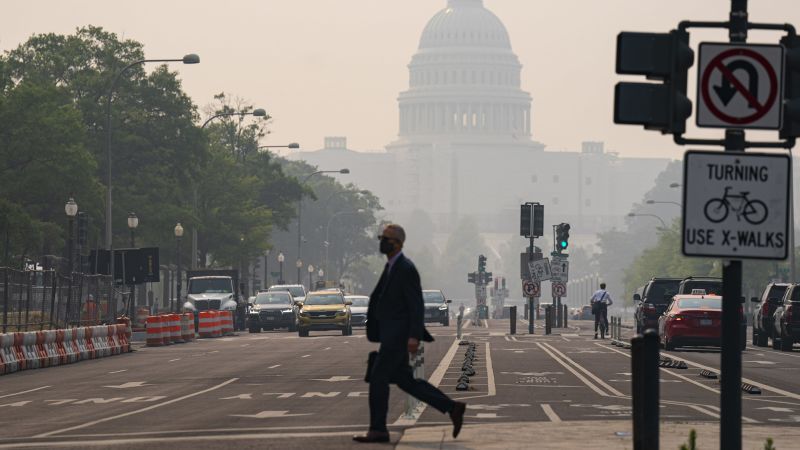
top-left (520, 203), bottom-right (532, 237)
top-left (483, 272), bottom-right (493, 284)
top-left (468, 272), bottom-right (476, 284)
top-left (556, 223), bottom-right (571, 253)
top-left (478, 255), bottom-right (486, 273)
top-left (501, 277), bottom-right (506, 290)
top-left (532, 204), bottom-right (544, 237)
top-left (781, 34), bottom-right (800, 139)
top-left (614, 29), bottom-right (694, 134)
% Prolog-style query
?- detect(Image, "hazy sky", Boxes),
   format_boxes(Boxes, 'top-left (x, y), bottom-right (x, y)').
top-left (3, 1), bottom-right (799, 159)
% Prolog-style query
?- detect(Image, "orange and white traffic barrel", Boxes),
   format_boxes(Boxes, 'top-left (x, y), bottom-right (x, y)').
top-left (198, 311), bottom-right (214, 338)
top-left (182, 313), bottom-right (195, 341)
top-left (211, 311), bottom-right (222, 337)
top-left (133, 307), bottom-right (149, 332)
top-left (220, 311), bottom-right (234, 336)
top-left (146, 316), bottom-right (163, 347)
top-left (160, 315), bottom-right (172, 346)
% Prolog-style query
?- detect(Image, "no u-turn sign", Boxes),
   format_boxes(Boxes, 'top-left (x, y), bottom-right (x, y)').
top-left (696, 43), bottom-right (784, 129)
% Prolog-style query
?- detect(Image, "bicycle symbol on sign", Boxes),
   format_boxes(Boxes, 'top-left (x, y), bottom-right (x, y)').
top-left (703, 186), bottom-right (768, 225)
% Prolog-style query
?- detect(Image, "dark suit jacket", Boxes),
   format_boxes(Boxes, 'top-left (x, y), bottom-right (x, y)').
top-left (366, 253), bottom-right (434, 346)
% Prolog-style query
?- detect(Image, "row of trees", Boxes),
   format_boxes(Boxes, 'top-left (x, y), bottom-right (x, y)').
top-left (0, 26), bottom-right (382, 289)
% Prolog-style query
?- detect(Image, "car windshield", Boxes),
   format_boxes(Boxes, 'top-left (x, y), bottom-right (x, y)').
top-left (678, 297), bottom-right (721, 309)
top-left (255, 293), bottom-right (291, 305)
top-left (645, 281), bottom-right (680, 305)
top-left (423, 291), bottom-right (445, 304)
top-left (347, 297), bottom-right (369, 307)
top-left (270, 286), bottom-right (305, 298)
top-left (304, 294), bottom-right (343, 305)
top-left (188, 279), bottom-right (232, 294)
top-left (682, 280), bottom-right (721, 296)
top-left (791, 288), bottom-right (800, 302)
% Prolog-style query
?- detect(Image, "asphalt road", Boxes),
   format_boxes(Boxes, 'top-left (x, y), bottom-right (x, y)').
top-left (0, 318), bottom-right (799, 448)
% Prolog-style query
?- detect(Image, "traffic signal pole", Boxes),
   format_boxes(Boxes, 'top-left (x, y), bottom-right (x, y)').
top-left (720, 2), bottom-right (746, 449)
top-left (528, 235), bottom-right (535, 335)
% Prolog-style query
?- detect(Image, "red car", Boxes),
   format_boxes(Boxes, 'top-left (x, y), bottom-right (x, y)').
top-left (659, 294), bottom-right (725, 350)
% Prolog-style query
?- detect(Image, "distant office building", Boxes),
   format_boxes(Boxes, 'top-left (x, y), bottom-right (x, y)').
top-left (290, 0), bottom-right (670, 235)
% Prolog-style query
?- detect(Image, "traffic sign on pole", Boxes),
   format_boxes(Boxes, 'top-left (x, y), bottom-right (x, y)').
top-left (552, 282), bottom-right (567, 297)
top-left (527, 258), bottom-right (551, 282)
top-left (550, 257), bottom-right (569, 283)
top-left (682, 150), bottom-right (791, 259)
top-left (522, 280), bottom-right (540, 298)
top-left (696, 43), bottom-right (784, 129)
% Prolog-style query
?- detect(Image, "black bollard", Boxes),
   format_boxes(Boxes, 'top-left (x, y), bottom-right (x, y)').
top-left (632, 330), bottom-right (659, 450)
top-left (563, 304), bottom-right (568, 328)
top-left (510, 306), bottom-right (517, 335)
top-left (545, 305), bottom-right (552, 335)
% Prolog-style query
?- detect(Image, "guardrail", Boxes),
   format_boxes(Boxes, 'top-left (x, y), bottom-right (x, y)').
top-left (1, 268), bottom-right (117, 332)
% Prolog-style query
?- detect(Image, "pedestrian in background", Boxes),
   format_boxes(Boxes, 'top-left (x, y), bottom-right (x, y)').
top-left (354, 224), bottom-right (466, 443)
top-left (591, 283), bottom-right (613, 339)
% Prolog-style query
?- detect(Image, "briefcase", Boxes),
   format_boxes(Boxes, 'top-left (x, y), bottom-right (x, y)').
top-left (364, 351), bottom-right (378, 382)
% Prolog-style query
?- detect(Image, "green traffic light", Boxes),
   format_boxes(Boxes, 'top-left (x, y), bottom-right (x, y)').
top-left (560, 241), bottom-right (567, 248)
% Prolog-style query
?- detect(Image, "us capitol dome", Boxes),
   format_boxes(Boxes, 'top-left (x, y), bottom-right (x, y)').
top-left (393, 0), bottom-right (534, 143)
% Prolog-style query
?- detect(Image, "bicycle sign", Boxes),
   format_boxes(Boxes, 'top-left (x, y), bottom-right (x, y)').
top-left (682, 150), bottom-right (791, 260)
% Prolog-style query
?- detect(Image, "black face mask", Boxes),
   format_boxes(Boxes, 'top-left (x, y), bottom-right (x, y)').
top-left (379, 238), bottom-right (395, 255)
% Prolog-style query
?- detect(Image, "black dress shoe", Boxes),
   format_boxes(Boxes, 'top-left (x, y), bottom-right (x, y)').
top-left (450, 401), bottom-right (466, 438)
top-left (353, 431), bottom-right (390, 443)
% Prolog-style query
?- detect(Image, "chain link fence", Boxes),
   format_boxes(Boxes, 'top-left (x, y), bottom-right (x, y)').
top-left (1, 268), bottom-right (121, 332)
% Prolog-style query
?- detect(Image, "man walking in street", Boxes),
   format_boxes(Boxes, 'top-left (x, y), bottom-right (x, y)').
top-left (591, 282), bottom-right (613, 339)
top-left (354, 224), bottom-right (466, 443)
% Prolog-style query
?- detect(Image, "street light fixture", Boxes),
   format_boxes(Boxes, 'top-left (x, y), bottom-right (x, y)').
top-left (318, 268), bottom-right (324, 280)
top-left (65, 198), bottom-right (78, 274)
top-left (127, 212), bottom-right (139, 316)
top-left (257, 143), bottom-right (300, 152)
top-left (669, 183), bottom-right (681, 188)
top-left (277, 252), bottom-right (285, 284)
top-left (174, 222), bottom-right (184, 313)
top-left (297, 169), bottom-right (350, 270)
top-left (628, 212), bottom-right (667, 230)
top-left (105, 54), bottom-right (199, 294)
top-left (296, 258), bottom-right (303, 284)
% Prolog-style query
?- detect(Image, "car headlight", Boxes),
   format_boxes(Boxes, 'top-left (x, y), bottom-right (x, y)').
top-left (281, 309), bottom-right (293, 314)
top-left (438, 305), bottom-right (448, 310)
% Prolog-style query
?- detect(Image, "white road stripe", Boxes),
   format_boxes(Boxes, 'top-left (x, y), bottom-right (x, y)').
top-left (661, 350), bottom-right (800, 402)
top-left (536, 343), bottom-right (610, 397)
top-left (107, 370), bottom-right (127, 374)
top-left (540, 343), bottom-right (624, 397)
top-left (485, 342), bottom-right (496, 396)
top-left (268, 365), bottom-right (281, 369)
top-left (301, 355), bottom-right (310, 358)
top-left (34, 378), bottom-right (239, 438)
top-left (0, 386), bottom-right (51, 399)
top-left (540, 403), bottom-right (562, 422)
top-left (686, 404), bottom-right (720, 419)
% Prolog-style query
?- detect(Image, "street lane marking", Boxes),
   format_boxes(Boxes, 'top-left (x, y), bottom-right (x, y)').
top-left (537, 343), bottom-right (610, 397)
top-left (107, 370), bottom-right (127, 374)
top-left (0, 386), bottom-right (51, 399)
top-left (393, 337), bottom-right (461, 426)
top-left (301, 355), bottom-right (311, 358)
top-left (485, 342), bottom-right (496, 396)
top-left (33, 378), bottom-right (239, 438)
top-left (230, 410), bottom-right (312, 419)
top-left (686, 404), bottom-right (720, 419)
top-left (539, 343), bottom-right (624, 397)
top-left (168, 358), bottom-right (181, 362)
top-left (540, 404), bottom-right (561, 422)
top-left (268, 365), bottom-right (281, 369)
top-left (661, 350), bottom-right (800, 402)
top-left (103, 382), bottom-right (151, 389)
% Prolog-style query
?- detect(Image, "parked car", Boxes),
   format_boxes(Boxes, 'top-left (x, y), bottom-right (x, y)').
top-left (578, 305), bottom-right (594, 320)
top-left (345, 295), bottom-right (369, 326)
top-left (659, 294), bottom-right (724, 350)
top-left (633, 278), bottom-right (681, 333)
top-left (423, 289), bottom-right (452, 326)
top-left (267, 284), bottom-right (307, 304)
top-left (751, 282), bottom-right (790, 347)
top-left (247, 291), bottom-right (299, 333)
top-left (297, 290), bottom-right (352, 337)
top-left (772, 283), bottom-right (800, 351)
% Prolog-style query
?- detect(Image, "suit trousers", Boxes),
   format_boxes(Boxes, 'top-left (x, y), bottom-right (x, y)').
top-left (368, 344), bottom-right (455, 432)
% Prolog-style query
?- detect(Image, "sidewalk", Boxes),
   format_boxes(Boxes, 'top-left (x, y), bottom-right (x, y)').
top-left (395, 421), bottom-right (797, 449)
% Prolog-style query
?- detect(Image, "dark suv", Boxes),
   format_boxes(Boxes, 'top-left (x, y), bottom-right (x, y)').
top-left (423, 290), bottom-right (452, 326)
top-left (772, 283), bottom-right (800, 351)
top-left (634, 278), bottom-right (681, 333)
top-left (751, 282), bottom-right (790, 347)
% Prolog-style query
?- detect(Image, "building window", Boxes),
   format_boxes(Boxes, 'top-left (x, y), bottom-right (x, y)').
top-left (553, 175), bottom-right (560, 183)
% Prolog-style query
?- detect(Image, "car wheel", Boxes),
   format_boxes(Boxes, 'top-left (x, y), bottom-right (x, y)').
top-left (443, 316), bottom-right (450, 327)
top-left (752, 329), bottom-right (759, 346)
top-left (664, 336), bottom-right (675, 351)
top-left (348, 324), bottom-right (353, 335)
top-left (299, 328), bottom-right (308, 337)
top-left (341, 326), bottom-right (348, 336)
top-left (249, 325), bottom-right (261, 334)
top-left (772, 330), bottom-right (781, 350)
top-left (757, 332), bottom-right (769, 347)
top-left (288, 321), bottom-right (297, 332)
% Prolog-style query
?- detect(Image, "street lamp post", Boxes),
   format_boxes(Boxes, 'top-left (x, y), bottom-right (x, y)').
top-left (627, 212), bottom-right (667, 229)
top-left (296, 169), bottom-right (350, 273)
top-left (105, 54), bottom-right (199, 298)
top-left (65, 198), bottom-right (78, 274)
top-left (308, 264), bottom-right (315, 291)
top-left (263, 249), bottom-right (270, 289)
top-left (191, 108), bottom-right (267, 270)
top-left (127, 212), bottom-right (139, 317)
top-left (318, 268), bottom-right (324, 283)
top-left (174, 223), bottom-right (184, 313)
top-left (324, 209), bottom-right (365, 278)
top-left (277, 252), bottom-right (285, 284)
top-left (296, 259), bottom-right (303, 285)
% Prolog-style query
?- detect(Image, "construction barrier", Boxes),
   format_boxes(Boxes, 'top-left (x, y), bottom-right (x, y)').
top-left (180, 313), bottom-right (194, 342)
top-left (160, 315), bottom-right (171, 346)
top-left (212, 311), bottom-right (222, 338)
top-left (0, 323), bottom-right (132, 377)
top-left (198, 311), bottom-right (215, 338)
top-left (169, 314), bottom-right (183, 344)
top-left (133, 307), bottom-right (150, 332)
top-left (146, 316), bottom-right (163, 347)
top-left (219, 311), bottom-right (234, 336)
